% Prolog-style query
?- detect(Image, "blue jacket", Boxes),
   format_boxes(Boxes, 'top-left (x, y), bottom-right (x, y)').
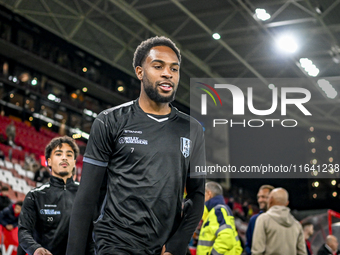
top-left (0, 204), bottom-right (18, 228)
top-left (245, 211), bottom-right (263, 255)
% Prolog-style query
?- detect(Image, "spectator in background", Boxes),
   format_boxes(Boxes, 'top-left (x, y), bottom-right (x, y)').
top-left (303, 221), bottom-right (314, 255)
top-left (33, 166), bottom-right (51, 183)
top-left (0, 147), bottom-right (5, 162)
top-left (0, 133), bottom-right (6, 144)
top-left (317, 235), bottom-right (340, 255)
top-left (243, 201), bottom-right (249, 217)
top-left (0, 201), bottom-right (23, 231)
top-left (227, 197), bottom-right (234, 211)
top-left (24, 153), bottom-right (39, 172)
top-left (0, 186), bottom-right (11, 211)
top-left (6, 121), bottom-right (16, 144)
top-left (197, 182), bottom-right (242, 255)
top-left (252, 188), bottom-right (306, 255)
top-left (245, 185), bottom-right (274, 255)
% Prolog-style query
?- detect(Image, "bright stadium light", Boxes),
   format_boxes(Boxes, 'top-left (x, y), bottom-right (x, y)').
top-left (47, 93), bottom-right (61, 103)
top-left (255, 8), bottom-right (271, 21)
top-left (212, 33), bottom-right (221, 40)
top-left (277, 35), bottom-right (298, 53)
top-left (268, 84), bottom-right (275, 89)
top-left (317, 79), bottom-right (337, 99)
top-left (299, 58), bottom-right (320, 77)
top-left (48, 94), bottom-right (56, 101)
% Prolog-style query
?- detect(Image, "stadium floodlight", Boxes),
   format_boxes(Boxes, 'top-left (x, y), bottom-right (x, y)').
top-left (255, 8), bottom-right (271, 21)
top-left (212, 33), bottom-right (221, 40)
top-left (277, 35), bottom-right (298, 53)
top-left (268, 84), bottom-right (275, 89)
top-left (47, 93), bottom-right (61, 103)
top-left (299, 58), bottom-right (320, 77)
top-left (48, 94), bottom-right (56, 101)
top-left (317, 79), bottom-right (337, 99)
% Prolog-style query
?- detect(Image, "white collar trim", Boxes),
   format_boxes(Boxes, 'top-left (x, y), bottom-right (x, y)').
top-left (147, 114), bottom-right (169, 122)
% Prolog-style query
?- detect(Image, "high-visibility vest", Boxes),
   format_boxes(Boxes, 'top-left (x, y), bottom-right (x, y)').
top-left (197, 205), bottom-right (242, 255)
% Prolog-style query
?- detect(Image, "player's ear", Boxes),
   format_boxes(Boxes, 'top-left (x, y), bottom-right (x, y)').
top-left (135, 66), bottom-right (143, 81)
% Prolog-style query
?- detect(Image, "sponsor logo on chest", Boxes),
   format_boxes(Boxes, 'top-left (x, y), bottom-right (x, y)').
top-left (40, 209), bottom-right (61, 215)
top-left (119, 136), bottom-right (148, 145)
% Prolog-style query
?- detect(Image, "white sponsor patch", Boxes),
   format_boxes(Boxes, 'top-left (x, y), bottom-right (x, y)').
top-left (40, 209), bottom-right (61, 215)
top-left (119, 137), bottom-right (148, 145)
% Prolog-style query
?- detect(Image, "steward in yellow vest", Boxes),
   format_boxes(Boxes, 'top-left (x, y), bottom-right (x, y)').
top-left (197, 182), bottom-right (242, 255)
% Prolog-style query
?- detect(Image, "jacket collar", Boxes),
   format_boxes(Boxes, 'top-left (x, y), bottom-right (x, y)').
top-left (50, 176), bottom-right (74, 187)
top-left (205, 195), bottom-right (226, 211)
top-left (136, 98), bottom-right (177, 120)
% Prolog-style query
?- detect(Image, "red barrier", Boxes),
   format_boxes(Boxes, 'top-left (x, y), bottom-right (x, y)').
top-left (189, 247), bottom-right (196, 255)
top-left (0, 225), bottom-right (18, 255)
top-left (327, 209), bottom-right (340, 235)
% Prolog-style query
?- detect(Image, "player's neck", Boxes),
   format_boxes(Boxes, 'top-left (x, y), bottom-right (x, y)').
top-left (138, 95), bottom-right (171, 115)
top-left (52, 173), bottom-right (72, 184)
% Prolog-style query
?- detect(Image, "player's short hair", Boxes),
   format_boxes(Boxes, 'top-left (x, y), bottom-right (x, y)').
top-left (15, 201), bottom-right (23, 207)
top-left (45, 136), bottom-right (79, 160)
top-left (302, 221), bottom-right (313, 228)
top-left (206, 182), bottom-right (223, 197)
top-left (259, 184), bottom-right (274, 192)
top-left (133, 36), bottom-right (181, 69)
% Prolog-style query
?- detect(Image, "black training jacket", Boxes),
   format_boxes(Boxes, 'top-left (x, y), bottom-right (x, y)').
top-left (18, 176), bottom-right (78, 255)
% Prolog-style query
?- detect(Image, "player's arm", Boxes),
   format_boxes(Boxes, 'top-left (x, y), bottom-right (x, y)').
top-left (18, 193), bottom-right (44, 255)
top-left (67, 112), bottom-right (114, 255)
top-left (66, 162), bottom-right (105, 255)
top-left (165, 175), bottom-right (205, 255)
top-left (165, 123), bottom-right (206, 255)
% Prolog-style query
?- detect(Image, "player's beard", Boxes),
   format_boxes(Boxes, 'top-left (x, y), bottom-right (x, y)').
top-left (53, 169), bottom-right (72, 177)
top-left (142, 74), bottom-right (177, 103)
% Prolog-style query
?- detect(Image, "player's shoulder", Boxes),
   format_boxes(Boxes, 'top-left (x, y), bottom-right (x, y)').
top-left (175, 109), bottom-right (204, 138)
top-left (99, 100), bottom-right (135, 117)
top-left (29, 182), bottom-right (51, 194)
top-left (94, 100), bottom-right (136, 126)
top-left (175, 108), bottom-right (202, 127)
